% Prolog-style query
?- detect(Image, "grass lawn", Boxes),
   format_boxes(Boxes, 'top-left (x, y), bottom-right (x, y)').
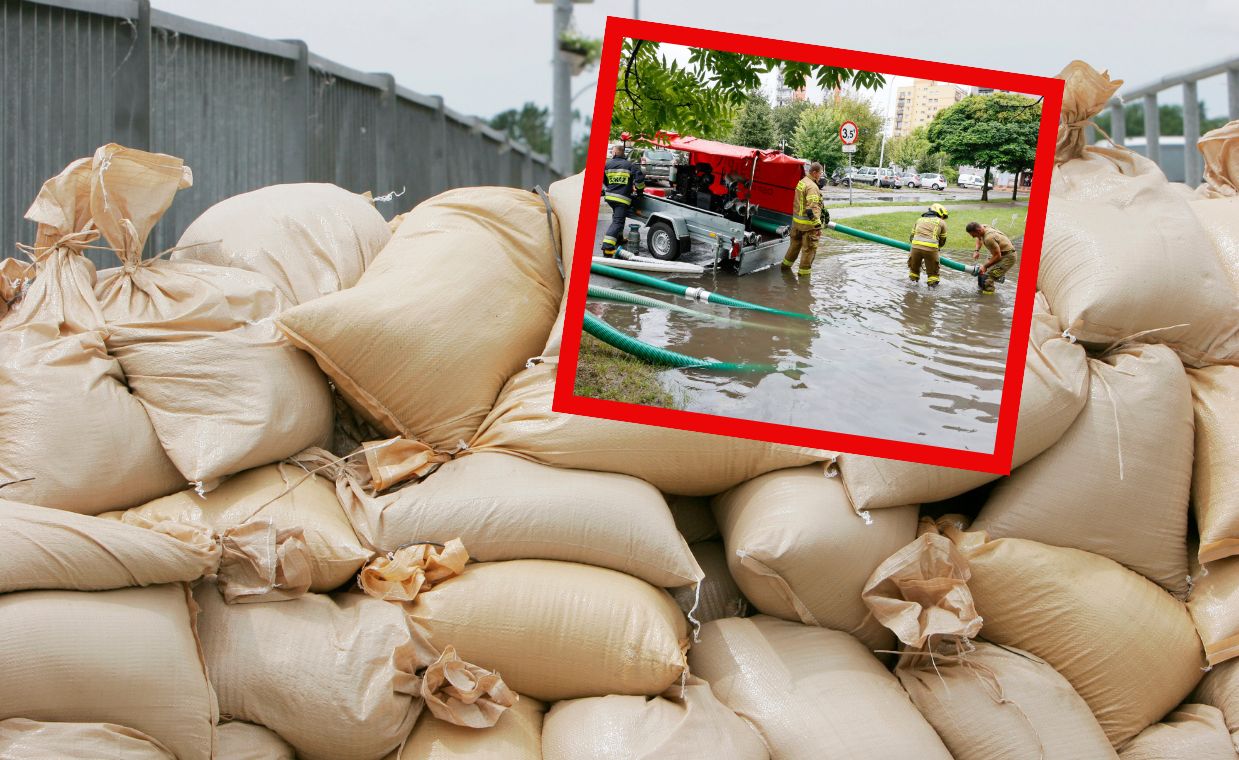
top-left (825, 196), bottom-right (1028, 209)
top-left (825, 206), bottom-right (1030, 250)
top-left (573, 333), bottom-right (680, 408)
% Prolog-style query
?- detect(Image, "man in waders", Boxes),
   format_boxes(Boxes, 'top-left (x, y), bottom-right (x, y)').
top-left (781, 162), bottom-right (828, 276)
top-left (601, 142), bottom-right (645, 259)
top-left (908, 203), bottom-right (949, 287)
top-left (967, 221), bottom-right (1018, 295)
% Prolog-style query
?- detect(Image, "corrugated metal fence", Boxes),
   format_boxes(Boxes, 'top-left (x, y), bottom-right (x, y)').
top-left (2, 0), bottom-right (561, 268)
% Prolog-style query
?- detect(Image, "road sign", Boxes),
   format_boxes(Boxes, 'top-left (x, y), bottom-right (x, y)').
top-left (839, 121), bottom-right (859, 145)
top-left (841, 144), bottom-right (857, 153)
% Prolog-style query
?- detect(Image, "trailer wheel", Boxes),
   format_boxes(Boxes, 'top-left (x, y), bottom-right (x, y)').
top-left (646, 220), bottom-right (682, 261)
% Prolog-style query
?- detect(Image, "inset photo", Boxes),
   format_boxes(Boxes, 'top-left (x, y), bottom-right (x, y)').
top-left (554, 18), bottom-right (1065, 473)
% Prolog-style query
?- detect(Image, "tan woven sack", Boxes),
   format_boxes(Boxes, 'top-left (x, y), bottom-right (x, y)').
top-left (215, 721), bottom-right (295, 760)
top-left (277, 187), bottom-right (562, 450)
top-left (712, 465), bottom-right (917, 650)
top-left (974, 343), bottom-right (1193, 596)
top-left (541, 677), bottom-right (768, 760)
top-left (388, 695), bottom-right (544, 760)
top-left (671, 541), bottom-right (747, 624)
top-left (91, 144), bottom-right (332, 487)
top-left (175, 183), bottom-right (391, 306)
top-left (687, 616), bottom-right (952, 759)
top-left (0, 720), bottom-right (175, 760)
top-left (541, 171), bottom-right (584, 358)
top-left (1119, 704), bottom-right (1236, 760)
top-left (1189, 555), bottom-right (1239, 666)
top-left (1192, 659), bottom-right (1239, 751)
top-left (0, 498), bottom-right (218, 593)
top-left (407, 560), bottom-right (688, 701)
top-left (1190, 120), bottom-right (1239, 291)
top-left (1188, 366), bottom-right (1239, 562)
top-left (0, 585), bottom-right (217, 760)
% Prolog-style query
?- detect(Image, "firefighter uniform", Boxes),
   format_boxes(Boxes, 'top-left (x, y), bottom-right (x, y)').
top-left (781, 176), bottom-right (825, 275)
top-left (601, 154), bottom-right (645, 256)
top-left (908, 214), bottom-right (947, 285)
top-left (978, 225), bottom-right (1017, 294)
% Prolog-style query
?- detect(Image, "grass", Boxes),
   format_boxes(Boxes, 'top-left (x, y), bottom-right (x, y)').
top-left (825, 206), bottom-right (1030, 250)
top-left (573, 333), bottom-right (680, 408)
top-left (825, 196), bottom-right (1028, 209)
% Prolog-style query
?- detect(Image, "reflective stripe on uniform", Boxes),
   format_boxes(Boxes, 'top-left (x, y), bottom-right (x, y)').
top-left (793, 216), bottom-right (818, 225)
top-left (912, 217), bottom-right (943, 249)
top-left (602, 236), bottom-right (617, 244)
top-left (604, 194), bottom-right (631, 205)
top-left (604, 171), bottom-right (632, 184)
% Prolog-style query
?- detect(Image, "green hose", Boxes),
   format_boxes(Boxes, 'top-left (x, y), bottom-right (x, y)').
top-left (591, 263), bottom-right (815, 321)
top-left (750, 217), bottom-right (788, 236)
top-left (588, 285), bottom-right (755, 328)
top-left (828, 222), bottom-right (980, 275)
top-left (582, 312), bottom-right (774, 372)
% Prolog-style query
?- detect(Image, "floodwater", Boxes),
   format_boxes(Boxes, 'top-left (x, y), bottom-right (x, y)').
top-left (585, 235), bottom-right (1020, 453)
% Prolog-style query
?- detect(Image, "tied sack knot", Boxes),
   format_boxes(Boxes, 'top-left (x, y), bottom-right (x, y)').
top-left (420, 646), bottom-right (516, 728)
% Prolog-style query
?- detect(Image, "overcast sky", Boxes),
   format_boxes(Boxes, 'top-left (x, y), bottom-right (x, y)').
top-left (153, 0), bottom-right (1238, 132)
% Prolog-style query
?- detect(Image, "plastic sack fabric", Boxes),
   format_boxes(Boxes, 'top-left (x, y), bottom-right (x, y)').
top-left (335, 451), bottom-right (702, 589)
top-left (0, 720), bottom-right (176, 760)
top-left (667, 495), bottom-right (719, 543)
top-left (0, 498), bottom-right (218, 593)
top-left (194, 584), bottom-right (422, 760)
top-left (0, 584), bottom-right (218, 760)
top-left (386, 695), bottom-right (544, 760)
top-left (834, 293), bottom-right (1089, 511)
top-left (671, 541), bottom-right (748, 624)
top-left (1118, 704), bottom-right (1236, 760)
top-left (1188, 365), bottom-right (1239, 563)
top-left (541, 677), bottom-right (768, 760)
top-left (277, 187), bottom-right (563, 451)
top-left (687, 616), bottom-right (952, 760)
top-left (974, 343), bottom-right (1194, 596)
top-left (0, 155), bottom-right (185, 513)
top-left (468, 360), bottom-right (828, 497)
top-left (91, 144), bottom-right (333, 487)
top-left (541, 171), bottom-right (584, 359)
top-left (712, 465), bottom-right (918, 651)
top-left (1045, 61), bottom-right (1239, 366)
top-left (1192, 659), bottom-right (1239, 752)
top-left (954, 531), bottom-right (1206, 746)
top-left (110, 453), bottom-right (370, 600)
top-left (174, 183), bottom-right (391, 306)
top-left (406, 559), bottom-right (688, 702)
top-left (1188, 554), bottom-right (1239, 667)
top-left (1191, 120), bottom-right (1239, 292)
top-left (214, 722), bottom-right (295, 760)
top-left (0, 258), bottom-right (33, 321)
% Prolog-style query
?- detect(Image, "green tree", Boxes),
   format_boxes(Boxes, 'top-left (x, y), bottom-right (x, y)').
top-left (490, 102), bottom-right (552, 157)
top-left (772, 100), bottom-right (810, 150)
top-left (612, 39), bottom-right (885, 141)
top-left (927, 93), bottom-right (1041, 201)
top-left (1094, 101), bottom-right (1228, 138)
top-left (730, 91), bottom-right (776, 149)
top-left (886, 126), bottom-right (932, 171)
top-left (790, 95), bottom-right (885, 174)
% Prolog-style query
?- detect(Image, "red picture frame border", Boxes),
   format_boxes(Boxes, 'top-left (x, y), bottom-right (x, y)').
top-left (553, 16), bottom-right (1065, 476)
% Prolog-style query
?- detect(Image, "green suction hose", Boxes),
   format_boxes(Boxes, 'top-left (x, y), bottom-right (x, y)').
top-left (591, 263), bottom-right (815, 321)
top-left (582, 312), bottom-right (774, 372)
top-left (588, 285), bottom-right (751, 328)
top-left (827, 222), bottom-right (981, 275)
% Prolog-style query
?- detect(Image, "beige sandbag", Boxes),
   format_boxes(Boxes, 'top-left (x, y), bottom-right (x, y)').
top-left (407, 560), bottom-right (688, 701)
top-left (110, 455), bottom-right (370, 598)
top-left (688, 616), bottom-right (952, 759)
top-left (0, 585), bottom-right (217, 760)
top-left (337, 451), bottom-right (701, 588)
top-left (713, 465), bottom-right (918, 651)
top-left (469, 361), bottom-right (826, 496)
top-left (1193, 659), bottom-right (1239, 750)
top-left (667, 495), bottom-right (719, 542)
top-left (1189, 555), bottom-right (1239, 666)
top-left (1189, 366), bottom-right (1239, 562)
top-left (542, 677), bottom-right (768, 760)
top-left (974, 343), bottom-right (1193, 595)
top-left (835, 292), bottom-right (1089, 511)
top-left (195, 584), bottom-right (422, 760)
top-left (1191, 121), bottom-right (1239, 291)
top-left (90, 144), bottom-right (333, 487)
top-left (898, 642), bottom-right (1118, 760)
top-left (0, 498), bottom-right (218, 593)
top-left (390, 694), bottom-right (544, 760)
top-left (175, 183), bottom-right (391, 306)
top-left (540, 171), bottom-right (585, 358)
top-left (671, 541), bottom-right (747, 624)
top-left (0, 720), bottom-right (175, 760)
top-left (1046, 62), bottom-right (1239, 366)
top-left (1119, 704), bottom-right (1236, 760)
top-left (277, 187), bottom-right (562, 450)
top-left (956, 533), bottom-right (1206, 746)
top-left (215, 721), bottom-right (295, 760)
top-left (0, 258), bottom-right (32, 320)
top-left (0, 156), bottom-right (185, 513)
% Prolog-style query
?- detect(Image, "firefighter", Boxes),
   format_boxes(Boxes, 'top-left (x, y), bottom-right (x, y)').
top-left (967, 221), bottom-right (1018, 295)
top-left (601, 142), bottom-right (645, 258)
top-left (781, 162), bottom-right (828, 276)
top-left (908, 203), bottom-right (949, 287)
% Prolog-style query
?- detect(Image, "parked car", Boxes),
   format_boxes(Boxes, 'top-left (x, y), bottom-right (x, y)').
top-left (640, 148), bottom-right (678, 185)
top-left (919, 173), bottom-right (946, 190)
top-left (957, 173), bottom-right (993, 190)
top-left (844, 166), bottom-right (880, 186)
top-left (876, 168), bottom-right (902, 189)
top-left (899, 172), bottom-right (920, 188)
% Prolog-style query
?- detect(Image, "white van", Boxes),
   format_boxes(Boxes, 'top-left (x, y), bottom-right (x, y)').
top-left (958, 173), bottom-right (992, 189)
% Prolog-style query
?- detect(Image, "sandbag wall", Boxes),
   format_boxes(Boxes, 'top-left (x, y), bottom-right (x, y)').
top-left (2, 56), bottom-right (1239, 760)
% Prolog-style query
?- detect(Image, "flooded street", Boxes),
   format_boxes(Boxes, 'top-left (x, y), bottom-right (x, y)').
top-left (585, 235), bottom-right (1019, 453)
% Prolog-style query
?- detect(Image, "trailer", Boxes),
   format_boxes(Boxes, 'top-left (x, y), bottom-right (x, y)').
top-left (624, 134), bottom-right (808, 276)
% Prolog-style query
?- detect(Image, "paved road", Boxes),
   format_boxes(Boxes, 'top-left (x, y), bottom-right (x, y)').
top-left (827, 203), bottom-right (1015, 219)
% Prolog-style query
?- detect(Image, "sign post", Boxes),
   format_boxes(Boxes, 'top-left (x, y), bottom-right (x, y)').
top-left (840, 121), bottom-right (859, 207)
